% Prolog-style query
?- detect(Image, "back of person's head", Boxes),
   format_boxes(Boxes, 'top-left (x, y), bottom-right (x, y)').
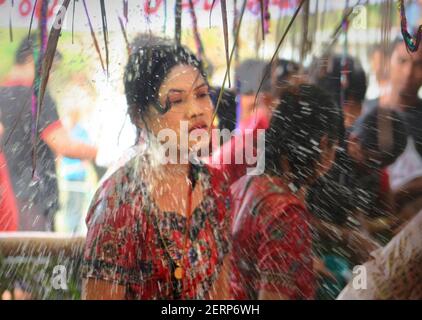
top-left (265, 84), bottom-right (343, 188)
top-left (350, 107), bottom-right (407, 167)
top-left (262, 59), bottom-right (301, 96)
top-left (15, 34), bottom-right (63, 66)
top-left (311, 54), bottom-right (367, 107)
top-left (15, 35), bottom-right (37, 65)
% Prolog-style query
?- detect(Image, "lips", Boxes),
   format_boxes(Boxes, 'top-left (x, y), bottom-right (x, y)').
top-left (188, 122), bottom-right (208, 133)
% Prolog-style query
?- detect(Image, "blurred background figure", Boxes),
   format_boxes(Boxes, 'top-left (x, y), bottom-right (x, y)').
top-left (0, 35), bottom-right (98, 232)
top-left (0, 120), bottom-right (18, 231)
top-left (366, 44), bottom-right (390, 100)
top-left (264, 58), bottom-right (302, 100)
top-left (235, 59), bottom-right (269, 126)
top-left (56, 75), bottom-right (97, 234)
top-left (310, 53), bottom-right (367, 129)
top-left (236, 58), bottom-right (302, 131)
top-left (366, 37), bottom-right (422, 229)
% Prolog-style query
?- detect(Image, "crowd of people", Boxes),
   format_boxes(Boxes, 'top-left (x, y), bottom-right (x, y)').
top-left (1, 32), bottom-right (421, 299)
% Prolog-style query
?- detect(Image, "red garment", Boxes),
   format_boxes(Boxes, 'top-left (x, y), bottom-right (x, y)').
top-left (210, 108), bottom-right (269, 179)
top-left (0, 152), bottom-right (18, 231)
top-left (82, 111), bottom-right (266, 299)
top-left (230, 175), bottom-right (315, 300)
top-left (238, 107), bottom-right (271, 131)
top-left (379, 168), bottom-right (390, 195)
top-left (82, 152), bottom-right (243, 299)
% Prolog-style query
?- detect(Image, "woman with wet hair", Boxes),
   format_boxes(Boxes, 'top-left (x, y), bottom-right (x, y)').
top-left (81, 42), bottom-right (246, 299)
top-left (230, 84), bottom-right (342, 299)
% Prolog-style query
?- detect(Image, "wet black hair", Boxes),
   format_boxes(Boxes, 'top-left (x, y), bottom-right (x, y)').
top-left (129, 33), bottom-right (168, 53)
top-left (314, 54), bottom-right (367, 106)
top-left (265, 84), bottom-right (343, 188)
top-left (262, 59), bottom-right (301, 94)
top-left (124, 43), bottom-right (207, 125)
top-left (351, 107), bottom-right (408, 167)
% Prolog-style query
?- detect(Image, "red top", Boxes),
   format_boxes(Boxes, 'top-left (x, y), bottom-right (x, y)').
top-left (230, 175), bottom-right (315, 300)
top-left (0, 152), bottom-right (18, 231)
top-left (82, 112), bottom-right (268, 299)
top-left (82, 150), bottom-right (246, 299)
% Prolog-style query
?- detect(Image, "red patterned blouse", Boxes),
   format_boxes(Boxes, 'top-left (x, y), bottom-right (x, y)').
top-left (230, 175), bottom-right (315, 300)
top-left (82, 110), bottom-right (269, 300)
top-left (82, 151), bottom-right (240, 300)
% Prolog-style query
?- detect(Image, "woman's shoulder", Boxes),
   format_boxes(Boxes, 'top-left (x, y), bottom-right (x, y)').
top-left (232, 175), bottom-right (306, 213)
top-left (86, 157), bottom-right (148, 228)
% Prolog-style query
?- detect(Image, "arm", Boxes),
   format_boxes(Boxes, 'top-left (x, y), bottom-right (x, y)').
top-left (41, 123), bottom-right (97, 160)
top-left (38, 93), bottom-right (97, 160)
top-left (394, 177), bottom-right (422, 206)
top-left (81, 178), bottom-right (139, 300)
top-left (82, 279), bottom-right (126, 300)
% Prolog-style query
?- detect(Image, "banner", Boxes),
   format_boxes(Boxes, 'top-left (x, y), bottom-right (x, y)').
top-left (0, 0), bottom-right (299, 33)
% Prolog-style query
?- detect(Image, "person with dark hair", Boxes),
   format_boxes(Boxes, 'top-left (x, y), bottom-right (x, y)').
top-left (367, 44), bottom-right (391, 99)
top-left (263, 58), bottom-right (301, 98)
top-left (229, 84), bottom-right (342, 300)
top-left (82, 42), bottom-right (252, 300)
top-left (365, 36), bottom-right (422, 228)
top-left (235, 59), bottom-right (269, 126)
top-left (235, 58), bottom-right (302, 134)
top-left (312, 54), bottom-right (368, 129)
top-left (0, 35), bottom-right (97, 231)
top-left (346, 108), bottom-right (407, 236)
top-left (307, 107), bottom-right (407, 299)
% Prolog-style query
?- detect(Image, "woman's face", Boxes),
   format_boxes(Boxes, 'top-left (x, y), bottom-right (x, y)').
top-left (143, 64), bottom-right (214, 157)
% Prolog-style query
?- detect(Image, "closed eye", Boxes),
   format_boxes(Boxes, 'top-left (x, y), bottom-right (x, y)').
top-left (196, 92), bottom-right (210, 99)
top-left (169, 98), bottom-right (183, 105)
top-left (167, 93), bottom-right (184, 105)
top-left (195, 85), bottom-right (210, 99)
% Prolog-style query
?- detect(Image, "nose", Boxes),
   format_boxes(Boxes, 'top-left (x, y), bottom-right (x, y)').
top-left (186, 97), bottom-right (204, 119)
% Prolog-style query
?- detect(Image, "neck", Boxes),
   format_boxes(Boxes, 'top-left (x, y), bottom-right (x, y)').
top-left (161, 163), bottom-right (190, 178)
top-left (2, 65), bottom-right (34, 86)
top-left (382, 88), bottom-right (419, 110)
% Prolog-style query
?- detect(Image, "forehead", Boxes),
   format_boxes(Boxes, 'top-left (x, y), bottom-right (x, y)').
top-left (159, 64), bottom-right (204, 93)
